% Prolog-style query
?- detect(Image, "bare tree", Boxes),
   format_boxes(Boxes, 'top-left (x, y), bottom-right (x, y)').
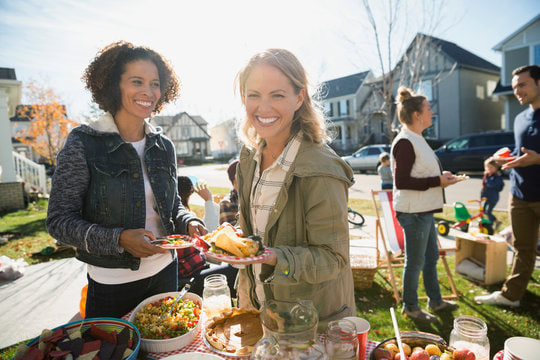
top-left (360, 0), bottom-right (457, 141)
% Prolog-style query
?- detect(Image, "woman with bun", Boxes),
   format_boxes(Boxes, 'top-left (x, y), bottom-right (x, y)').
top-left (233, 48), bottom-right (355, 331)
top-left (392, 86), bottom-right (462, 322)
top-left (46, 41), bottom-right (206, 318)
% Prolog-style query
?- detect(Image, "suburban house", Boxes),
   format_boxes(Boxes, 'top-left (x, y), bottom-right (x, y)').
top-left (360, 33), bottom-right (504, 144)
top-left (151, 112), bottom-right (211, 163)
top-left (492, 14), bottom-right (540, 129)
top-left (1, 68), bottom-right (48, 210)
top-left (209, 118), bottom-right (241, 161)
top-left (320, 71), bottom-right (373, 154)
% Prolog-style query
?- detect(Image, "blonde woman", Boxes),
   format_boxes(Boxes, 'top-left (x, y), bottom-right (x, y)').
top-left (230, 48), bottom-right (355, 331)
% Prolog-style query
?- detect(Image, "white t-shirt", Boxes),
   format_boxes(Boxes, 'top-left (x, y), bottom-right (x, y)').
top-left (87, 137), bottom-right (173, 284)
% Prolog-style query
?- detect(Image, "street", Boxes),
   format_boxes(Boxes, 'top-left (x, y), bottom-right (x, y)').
top-left (178, 164), bottom-right (510, 211)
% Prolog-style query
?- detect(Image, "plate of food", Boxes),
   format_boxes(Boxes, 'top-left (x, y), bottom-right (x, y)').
top-left (150, 234), bottom-right (195, 249)
top-left (195, 225), bottom-right (270, 265)
top-left (203, 308), bottom-right (263, 358)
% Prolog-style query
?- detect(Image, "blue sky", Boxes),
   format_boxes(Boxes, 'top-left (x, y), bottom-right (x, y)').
top-left (0, 0), bottom-right (538, 125)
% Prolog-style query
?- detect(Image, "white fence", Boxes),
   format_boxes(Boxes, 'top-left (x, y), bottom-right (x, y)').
top-left (12, 151), bottom-right (48, 196)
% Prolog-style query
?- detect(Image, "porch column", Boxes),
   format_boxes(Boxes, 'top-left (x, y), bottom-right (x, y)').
top-left (340, 123), bottom-right (346, 148)
top-left (0, 88), bottom-right (17, 182)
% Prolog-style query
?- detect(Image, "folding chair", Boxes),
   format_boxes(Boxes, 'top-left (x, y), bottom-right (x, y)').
top-left (371, 190), bottom-right (458, 304)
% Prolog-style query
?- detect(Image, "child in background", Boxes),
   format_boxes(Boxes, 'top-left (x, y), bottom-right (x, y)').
top-left (481, 157), bottom-right (504, 229)
top-left (378, 152), bottom-right (393, 190)
top-left (219, 160), bottom-right (239, 226)
top-left (178, 176), bottom-right (219, 231)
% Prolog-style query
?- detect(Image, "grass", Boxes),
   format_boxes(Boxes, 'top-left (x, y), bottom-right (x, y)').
top-left (356, 256), bottom-right (540, 357)
top-left (0, 193), bottom-right (536, 358)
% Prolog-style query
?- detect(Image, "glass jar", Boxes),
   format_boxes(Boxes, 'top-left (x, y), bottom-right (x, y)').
top-left (202, 274), bottom-right (231, 318)
top-left (449, 316), bottom-right (489, 360)
top-left (324, 319), bottom-right (358, 360)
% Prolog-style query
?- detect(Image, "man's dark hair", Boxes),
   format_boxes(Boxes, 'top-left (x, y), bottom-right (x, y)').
top-left (227, 160), bottom-right (239, 186)
top-left (512, 65), bottom-right (540, 82)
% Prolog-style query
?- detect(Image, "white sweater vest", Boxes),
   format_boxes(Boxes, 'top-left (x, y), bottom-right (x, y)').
top-left (391, 127), bottom-right (444, 213)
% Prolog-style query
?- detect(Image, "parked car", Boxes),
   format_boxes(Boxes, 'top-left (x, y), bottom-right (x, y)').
top-left (435, 131), bottom-right (514, 173)
top-left (342, 144), bottom-right (390, 172)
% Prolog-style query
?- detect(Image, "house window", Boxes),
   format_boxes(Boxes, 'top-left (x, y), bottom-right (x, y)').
top-left (324, 102), bottom-right (334, 117)
top-left (533, 44), bottom-right (540, 64)
top-left (339, 100), bottom-right (349, 116)
top-left (422, 115), bottom-right (439, 139)
top-left (476, 85), bottom-right (485, 100)
top-left (417, 80), bottom-right (433, 101)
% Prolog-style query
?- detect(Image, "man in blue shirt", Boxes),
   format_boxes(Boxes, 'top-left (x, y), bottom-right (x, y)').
top-left (476, 65), bottom-right (540, 307)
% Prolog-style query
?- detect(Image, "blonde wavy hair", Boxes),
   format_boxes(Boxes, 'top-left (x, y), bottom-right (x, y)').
top-left (235, 48), bottom-right (329, 147)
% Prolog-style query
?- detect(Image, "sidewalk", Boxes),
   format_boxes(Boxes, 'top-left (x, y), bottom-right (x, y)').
top-left (0, 215), bottom-right (525, 350)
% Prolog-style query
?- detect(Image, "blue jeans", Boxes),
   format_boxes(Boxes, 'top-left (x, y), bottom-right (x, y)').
top-left (86, 260), bottom-right (178, 318)
top-left (397, 213), bottom-right (443, 311)
top-left (483, 200), bottom-right (497, 223)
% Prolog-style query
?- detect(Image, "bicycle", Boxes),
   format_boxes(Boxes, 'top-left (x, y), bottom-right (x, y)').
top-left (347, 207), bottom-right (365, 226)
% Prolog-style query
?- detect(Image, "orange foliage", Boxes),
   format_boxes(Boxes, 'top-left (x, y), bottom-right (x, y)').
top-left (14, 81), bottom-right (78, 166)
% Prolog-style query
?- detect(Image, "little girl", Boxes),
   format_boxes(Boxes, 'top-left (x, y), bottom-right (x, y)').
top-left (481, 157), bottom-right (504, 229)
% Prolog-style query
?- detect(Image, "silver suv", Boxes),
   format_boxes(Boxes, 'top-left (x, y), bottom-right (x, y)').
top-left (342, 144), bottom-right (390, 172)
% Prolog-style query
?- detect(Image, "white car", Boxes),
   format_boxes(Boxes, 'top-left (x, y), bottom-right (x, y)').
top-left (342, 144), bottom-right (391, 172)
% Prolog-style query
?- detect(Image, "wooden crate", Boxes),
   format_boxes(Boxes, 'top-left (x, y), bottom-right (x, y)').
top-left (455, 234), bottom-right (508, 285)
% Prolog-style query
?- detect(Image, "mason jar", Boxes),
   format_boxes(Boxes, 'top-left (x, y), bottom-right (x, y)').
top-left (202, 274), bottom-right (232, 319)
top-left (449, 316), bottom-right (489, 360)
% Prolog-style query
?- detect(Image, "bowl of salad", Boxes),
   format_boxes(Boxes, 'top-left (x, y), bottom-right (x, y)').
top-left (128, 291), bottom-right (202, 353)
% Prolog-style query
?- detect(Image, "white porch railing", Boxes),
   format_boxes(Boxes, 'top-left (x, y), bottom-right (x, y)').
top-left (12, 151), bottom-right (48, 196)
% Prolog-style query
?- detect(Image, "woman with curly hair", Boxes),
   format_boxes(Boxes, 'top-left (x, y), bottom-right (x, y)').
top-left (46, 41), bottom-right (206, 318)
top-left (232, 48), bottom-right (355, 331)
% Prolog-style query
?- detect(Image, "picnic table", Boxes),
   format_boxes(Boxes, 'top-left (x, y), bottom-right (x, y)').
top-left (122, 310), bottom-right (378, 359)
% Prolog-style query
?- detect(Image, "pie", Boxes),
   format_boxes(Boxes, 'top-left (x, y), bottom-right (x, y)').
top-left (204, 308), bottom-right (263, 356)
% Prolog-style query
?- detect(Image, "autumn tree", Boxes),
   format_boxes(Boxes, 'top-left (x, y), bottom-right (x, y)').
top-left (14, 80), bottom-right (78, 167)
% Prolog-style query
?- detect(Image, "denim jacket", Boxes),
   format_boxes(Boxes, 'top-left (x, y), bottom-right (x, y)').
top-left (46, 113), bottom-right (200, 270)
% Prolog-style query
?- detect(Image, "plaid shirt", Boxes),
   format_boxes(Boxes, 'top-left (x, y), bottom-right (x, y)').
top-left (219, 189), bottom-right (239, 226)
top-left (250, 132), bottom-right (302, 238)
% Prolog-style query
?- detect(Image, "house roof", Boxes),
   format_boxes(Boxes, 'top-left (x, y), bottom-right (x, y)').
top-left (0, 68), bottom-right (17, 80)
top-left (415, 34), bottom-right (499, 72)
top-left (491, 80), bottom-right (513, 96)
top-left (191, 115), bottom-right (208, 126)
top-left (492, 14), bottom-right (540, 51)
top-left (320, 71), bottom-right (370, 99)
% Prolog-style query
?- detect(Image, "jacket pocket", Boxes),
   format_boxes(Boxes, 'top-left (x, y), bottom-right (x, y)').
top-left (92, 162), bottom-right (129, 222)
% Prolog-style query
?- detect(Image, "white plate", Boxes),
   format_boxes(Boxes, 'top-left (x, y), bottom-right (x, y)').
top-left (160, 353), bottom-right (222, 360)
top-left (202, 332), bottom-right (250, 358)
top-left (201, 246), bottom-right (271, 265)
top-left (150, 235), bottom-right (195, 249)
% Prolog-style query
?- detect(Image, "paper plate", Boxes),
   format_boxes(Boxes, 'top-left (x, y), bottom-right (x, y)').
top-left (202, 246), bottom-right (271, 265)
top-left (160, 353), bottom-right (222, 360)
top-left (151, 235), bottom-right (195, 249)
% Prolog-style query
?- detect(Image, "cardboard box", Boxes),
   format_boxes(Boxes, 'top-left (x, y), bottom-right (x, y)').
top-left (455, 234), bottom-right (507, 285)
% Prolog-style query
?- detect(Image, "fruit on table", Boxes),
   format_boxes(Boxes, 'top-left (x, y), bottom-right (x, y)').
top-left (402, 343), bottom-right (412, 356)
top-left (425, 344), bottom-right (441, 356)
top-left (374, 348), bottom-right (393, 360)
top-left (395, 353), bottom-right (409, 360)
top-left (410, 349), bottom-right (430, 360)
top-left (384, 343), bottom-right (399, 358)
top-left (453, 349), bottom-right (475, 360)
top-left (413, 347), bottom-right (425, 353)
top-left (440, 353), bottom-right (453, 360)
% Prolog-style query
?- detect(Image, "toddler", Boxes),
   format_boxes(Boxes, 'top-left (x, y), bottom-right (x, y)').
top-left (481, 157), bottom-right (504, 229)
top-left (377, 152), bottom-right (393, 190)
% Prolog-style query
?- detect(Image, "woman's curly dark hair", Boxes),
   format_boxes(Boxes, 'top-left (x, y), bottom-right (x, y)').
top-left (82, 41), bottom-right (180, 115)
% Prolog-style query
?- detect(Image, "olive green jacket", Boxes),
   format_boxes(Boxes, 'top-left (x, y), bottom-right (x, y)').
top-left (236, 138), bottom-right (356, 331)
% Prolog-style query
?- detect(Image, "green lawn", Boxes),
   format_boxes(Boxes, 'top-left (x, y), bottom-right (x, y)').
top-left (1, 196), bottom-right (538, 359)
